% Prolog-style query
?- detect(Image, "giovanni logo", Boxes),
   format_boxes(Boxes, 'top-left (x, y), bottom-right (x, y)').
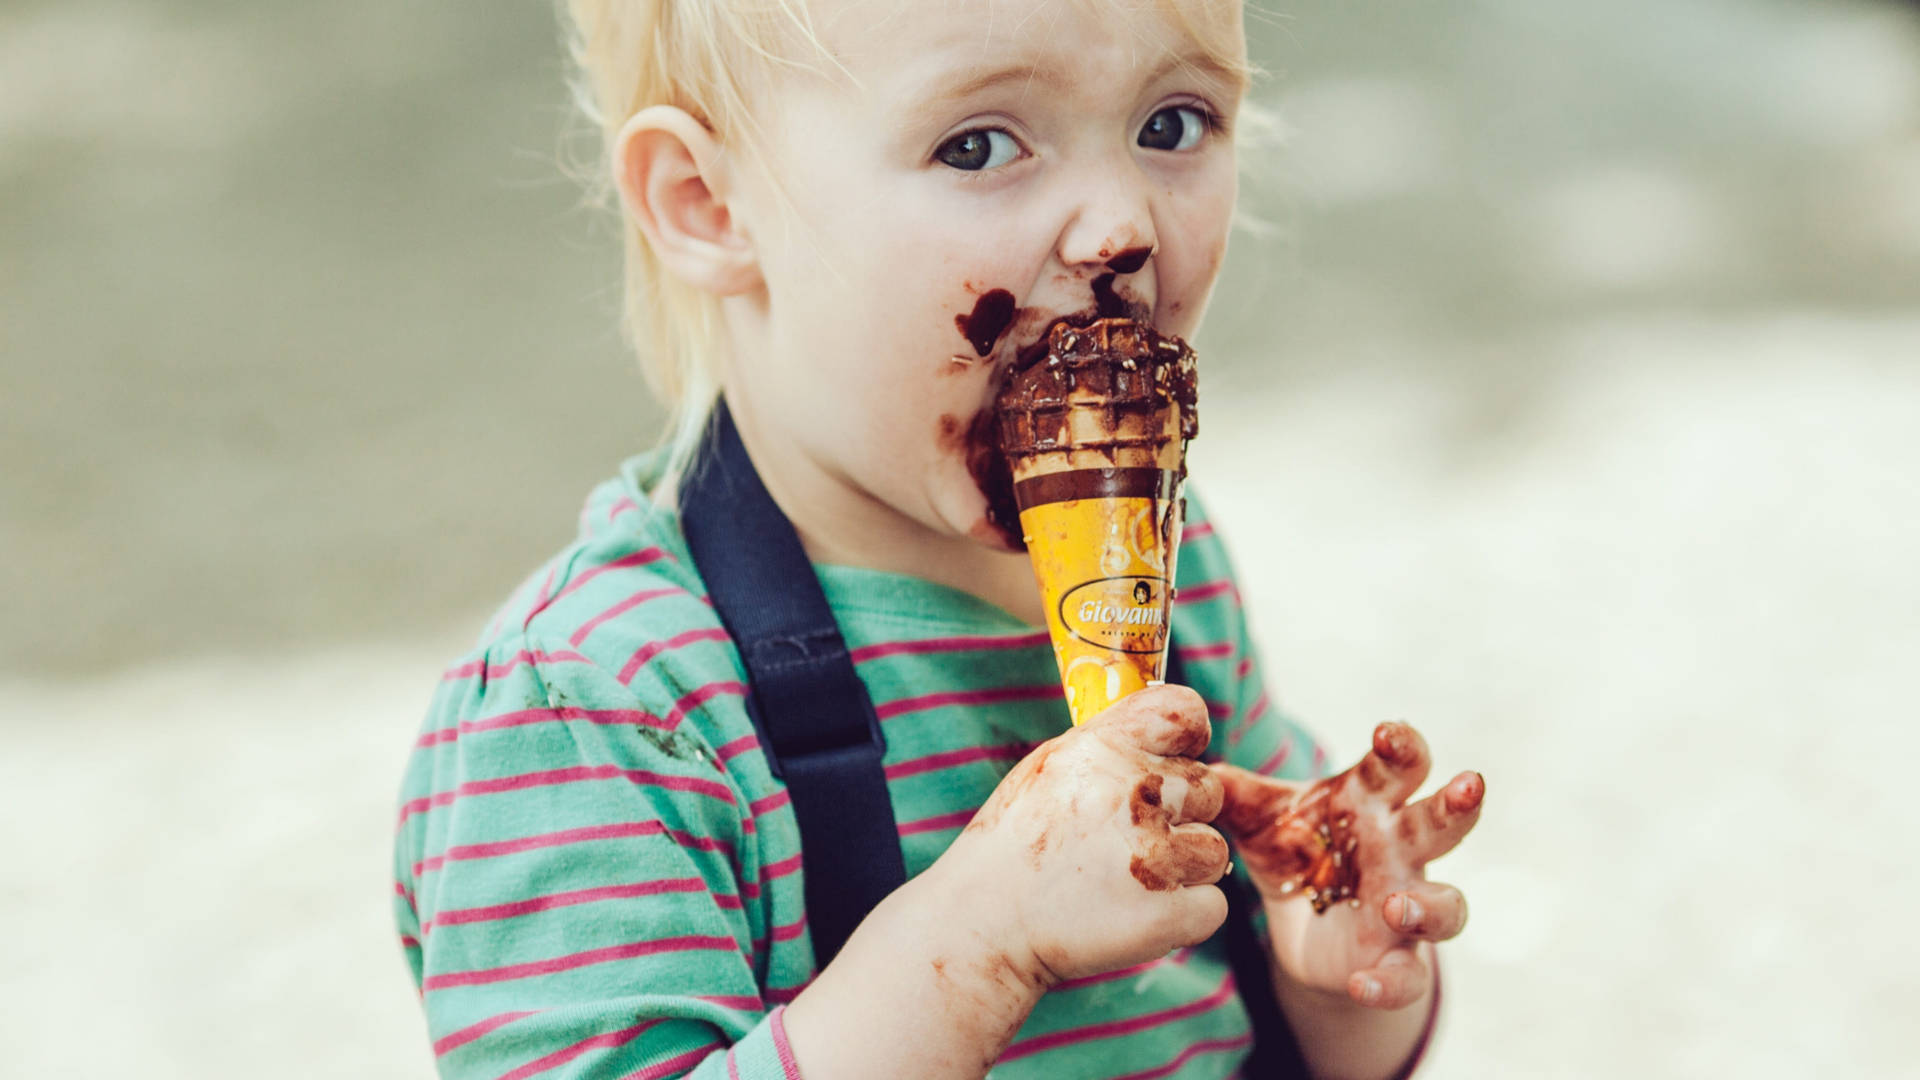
top-left (1058, 575), bottom-right (1172, 654)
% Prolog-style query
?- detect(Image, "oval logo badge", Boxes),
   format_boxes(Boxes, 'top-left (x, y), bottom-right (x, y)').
top-left (1058, 575), bottom-right (1171, 654)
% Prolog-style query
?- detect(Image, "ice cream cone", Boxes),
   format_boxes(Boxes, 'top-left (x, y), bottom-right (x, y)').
top-left (996, 318), bottom-right (1199, 725)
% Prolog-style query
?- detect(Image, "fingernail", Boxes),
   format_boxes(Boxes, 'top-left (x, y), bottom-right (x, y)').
top-left (1358, 977), bottom-right (1382, 1005)
top-left (1398, 897), bottom-right (1423, 930)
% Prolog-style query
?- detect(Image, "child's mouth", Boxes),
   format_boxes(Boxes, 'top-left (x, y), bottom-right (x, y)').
top-left (952, 252), bottom-right (1169, 550)
top-left (958, 246), bottom-right (1160, 370)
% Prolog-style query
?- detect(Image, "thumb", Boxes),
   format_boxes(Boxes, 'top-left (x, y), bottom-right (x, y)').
top-left (1212, 763), bottom-right (1320, 884)
top-left (1088, 684), bottom-right (1211, 759)
top-left (1211, 762), bottom-right (1304, 839)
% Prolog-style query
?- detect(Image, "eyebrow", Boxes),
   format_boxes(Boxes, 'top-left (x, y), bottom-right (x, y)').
top-left (1148, 50), bottom-right (1250, 97)
top-left (921, 49), bottom-right (1246, 111)
top-left (924, 64), bottom-right (1066, 107)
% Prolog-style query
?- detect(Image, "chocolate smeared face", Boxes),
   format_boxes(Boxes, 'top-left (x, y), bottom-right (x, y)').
top-left (962, 408), bottom-right (1022, 548)
top-left (1089, 246), bottom-right (1155, 320)
top-left (1089, 274), bottom-right (1131, 320)
top-left (665, 0), bottom-right (1243, 562)
top-left (947, 221), bottom-right (1184, 549)
top-left (955, 289), bottom-right (1018, 358)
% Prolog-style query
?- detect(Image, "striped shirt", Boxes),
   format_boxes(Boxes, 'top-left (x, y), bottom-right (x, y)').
top-left (393, 452), bottom-right (1327, 1079)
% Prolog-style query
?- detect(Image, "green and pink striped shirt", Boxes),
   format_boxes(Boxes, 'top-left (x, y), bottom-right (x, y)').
top-left (393, 452), bottom-right (1325, 1079)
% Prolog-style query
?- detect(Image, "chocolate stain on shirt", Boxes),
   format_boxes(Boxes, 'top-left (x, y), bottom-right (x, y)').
top-left (631, 725), bottom-right (704, 764)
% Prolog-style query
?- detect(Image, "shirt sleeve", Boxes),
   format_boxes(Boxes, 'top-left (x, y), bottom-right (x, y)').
top-left (393, 635), bottom-right (803, 1080)
top-left (1172, 490), bottom-right (1330, 781)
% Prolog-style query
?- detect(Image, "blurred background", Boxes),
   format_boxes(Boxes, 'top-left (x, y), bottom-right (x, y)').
top-left (4, 0), bottom-right (1918, 1076)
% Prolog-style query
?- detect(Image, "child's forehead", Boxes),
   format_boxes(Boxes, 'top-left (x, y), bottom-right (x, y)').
top-left (806, 0), bottom-right (1247, 100)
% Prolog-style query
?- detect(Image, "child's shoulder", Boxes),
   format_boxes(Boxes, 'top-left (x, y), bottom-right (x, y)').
top-left (397, 463), bottom-right (766, 913)
top-left (492, 463), bottom-right (706, 633)
top-left (448, 456), bottom-right (745, 723)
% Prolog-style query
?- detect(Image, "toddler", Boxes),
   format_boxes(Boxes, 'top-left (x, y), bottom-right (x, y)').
top-left (393, 1), bottom-right (1486, 1077)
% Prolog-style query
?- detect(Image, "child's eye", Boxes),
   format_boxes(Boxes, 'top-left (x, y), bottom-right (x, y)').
top-left (1137, 106), bottom-right (1210, 152)
top-left (935, 128), bottom-right (1023, 172)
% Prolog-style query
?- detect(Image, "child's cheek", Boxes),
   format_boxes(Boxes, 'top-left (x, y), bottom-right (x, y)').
top-left (929, 352), bottom-right (1023, 550)
top-left (959, 407), bottom-right (1022, 550)
top-left (1157, 230), bottom-right (1229, 341)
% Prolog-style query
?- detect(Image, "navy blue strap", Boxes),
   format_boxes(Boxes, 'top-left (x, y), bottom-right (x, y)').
top-left (678, 402), bottom-right (905, 965)
top-left (678, 402), bottom-right (1303, 1075)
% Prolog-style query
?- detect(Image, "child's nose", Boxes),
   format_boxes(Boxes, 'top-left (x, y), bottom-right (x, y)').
top-left (1054, 167), bottom-right (1159, 274)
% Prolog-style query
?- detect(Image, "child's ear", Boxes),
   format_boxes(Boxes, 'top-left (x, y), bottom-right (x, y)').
top-left (613, 106), bottom-right (760, 296)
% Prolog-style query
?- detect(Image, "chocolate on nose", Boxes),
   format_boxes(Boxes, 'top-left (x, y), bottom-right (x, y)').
top-left (1106, 246), bottom-right (1153, 275)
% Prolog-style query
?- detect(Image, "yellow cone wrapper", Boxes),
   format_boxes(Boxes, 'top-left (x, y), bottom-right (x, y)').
top-left (1017, 468), bottom-right (1184, 723)
top-left (996, 319), bottom-right (1198, 725)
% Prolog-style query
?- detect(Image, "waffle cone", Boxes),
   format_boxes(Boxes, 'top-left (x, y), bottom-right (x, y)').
top-left (995, 319), bottom-right (1197, 725)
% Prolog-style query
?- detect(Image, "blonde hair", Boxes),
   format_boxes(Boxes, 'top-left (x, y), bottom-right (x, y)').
top-left (561, 1), bottom-right (824, 486)
top-left (559, 0), bottom-right (1258, 484)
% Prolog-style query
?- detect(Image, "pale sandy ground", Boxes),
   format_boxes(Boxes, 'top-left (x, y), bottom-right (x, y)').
top-left (5, 313), bottom-right (1917, 1078)
top-left (1198, 317), bottom-right (1920, 1078)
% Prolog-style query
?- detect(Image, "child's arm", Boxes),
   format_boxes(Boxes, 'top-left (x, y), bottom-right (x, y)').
top-left (782, 686), bottom-right (1232, 1079)
top-left (398, 640), bottom-right (1230, 1080)
top-left (1269, 950), bottom-right (1439, 1080)
top-left (776, 857), bottom-right (1045, 1077)
top-left (395, 644), bottom-right (810, 1080)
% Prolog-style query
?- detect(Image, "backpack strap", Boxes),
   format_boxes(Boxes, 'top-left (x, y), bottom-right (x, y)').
top-left (679, 401), bottom-right (906, 964)
top-left (679, 401), bottom-right (1306, 1075)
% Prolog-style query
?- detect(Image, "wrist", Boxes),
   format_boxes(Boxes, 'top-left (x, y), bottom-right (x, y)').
top-left (782, 857), bottom-right (1045, 1079)
top-left (907, 852), bottom-right (1054, 1006)
top-left (1269, 944), bottom-right (1438, 1080)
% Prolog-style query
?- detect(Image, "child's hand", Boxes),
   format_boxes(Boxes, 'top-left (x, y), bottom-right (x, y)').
top-left (940, 685), bottom-right (1230, 988)
top-left (1212, 723), bottom-right (1484, 1010)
